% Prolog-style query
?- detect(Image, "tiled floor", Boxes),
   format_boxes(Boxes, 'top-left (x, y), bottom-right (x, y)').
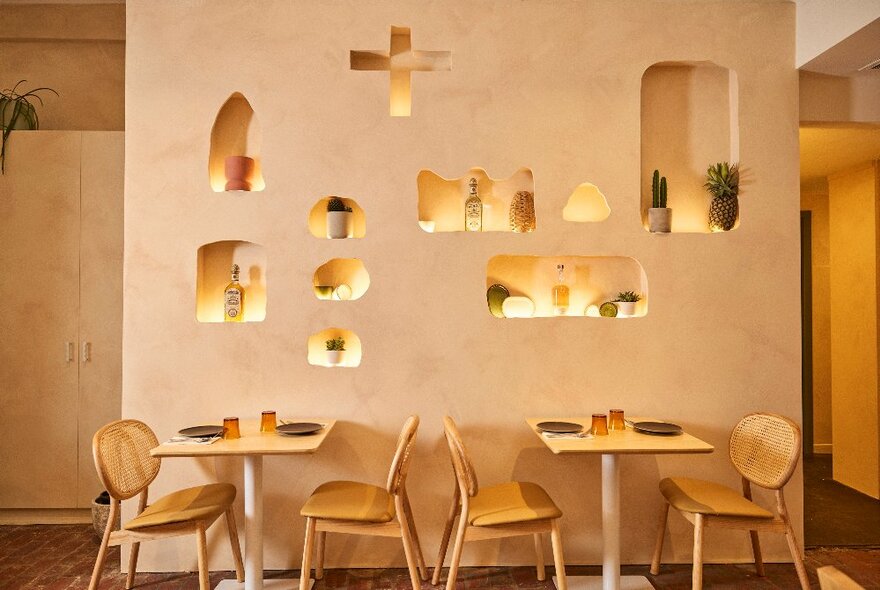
top-left (1, 525), bottom-right (879, 589)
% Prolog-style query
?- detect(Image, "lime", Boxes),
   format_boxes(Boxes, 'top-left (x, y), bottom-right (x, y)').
top-left (599, 302), bottom-right (618, 317)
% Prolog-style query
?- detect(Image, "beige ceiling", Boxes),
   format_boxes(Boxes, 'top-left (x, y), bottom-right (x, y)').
top-left (800, 124), bottom-right (880, 183)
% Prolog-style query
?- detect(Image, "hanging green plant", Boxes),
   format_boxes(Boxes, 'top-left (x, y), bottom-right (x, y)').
top-left (1, 81), bottom-right (58, 174)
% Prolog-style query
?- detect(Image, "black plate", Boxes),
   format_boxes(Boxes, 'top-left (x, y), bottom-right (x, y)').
top-left (179, 425), bottom-right (224, 438)
top-left (536, 421), bottom-right (583, 434)
top-left (633, 421), bottom-right (682, 436)
top-left (276, 422), bottom-right (323, 436)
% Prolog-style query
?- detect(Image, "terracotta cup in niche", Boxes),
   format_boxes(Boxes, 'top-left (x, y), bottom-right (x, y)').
top-left (224, 156), bottom-right (255, 191)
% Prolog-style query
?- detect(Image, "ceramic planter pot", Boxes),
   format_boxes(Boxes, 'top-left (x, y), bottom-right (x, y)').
top-left (327, 210), bottom-right (353, 239)
top-left (326, 350), bottom-right (344, 366)
top-left (615, 301), bottom-right (637, 317)
top-left (224, 156), bottom-right (255, 191)
top-left (648, 208), bottom-right (672, 233)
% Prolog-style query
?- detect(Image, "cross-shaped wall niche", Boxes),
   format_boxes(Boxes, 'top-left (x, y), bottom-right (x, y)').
top-left (350, 26), bottom-right (451, 117)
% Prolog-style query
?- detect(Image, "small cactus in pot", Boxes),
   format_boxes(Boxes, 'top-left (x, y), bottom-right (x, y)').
top-left (326, 197), bottom-right (354, 239)
top-left (648, 169), bottom-right (671, 233)
top-left (613, 291), bottom-right (642, 317)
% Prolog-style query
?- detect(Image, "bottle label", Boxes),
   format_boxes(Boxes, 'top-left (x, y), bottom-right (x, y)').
top-left (225, 288), bottom-right (242, 318)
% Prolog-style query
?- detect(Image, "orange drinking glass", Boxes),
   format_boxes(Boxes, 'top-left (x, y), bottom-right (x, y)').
top-left (223, 417), bottom-right (241, 439)
top-left (609, 409), bottom-right (626, 431)
top-left (260, 411), bottom-right (276, 433)
top-left (591, 413), bottom-right (609, 436)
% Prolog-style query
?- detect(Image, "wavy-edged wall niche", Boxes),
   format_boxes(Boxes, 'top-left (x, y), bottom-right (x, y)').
top-left (209, 92), bottom-right (266, 192)
top-left (308, 196), bottom-right (366, 239)
top-left (196, 240), bottom-right (267, 323)
top-left (563, 183), bottom-right (611, 222)
top-left (417, 167), bottom-right (535, 233)
top-left (640, 61), bottom-right (740, 233)
top-left (313, 258), bottom-right (370, 301)
top-left (308, 328), bottom-right (362, 367)
top-left (486, 255), bottom-right (648, 318)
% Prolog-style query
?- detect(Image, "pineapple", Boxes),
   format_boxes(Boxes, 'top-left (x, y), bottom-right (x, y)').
top-left (705, 162), bottom-right (739, 232)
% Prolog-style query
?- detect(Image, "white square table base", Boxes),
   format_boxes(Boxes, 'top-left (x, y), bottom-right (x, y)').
top-left (216, 579), bottom-right (314, 590)
top-left (553, 576), bottom-right (654, 590)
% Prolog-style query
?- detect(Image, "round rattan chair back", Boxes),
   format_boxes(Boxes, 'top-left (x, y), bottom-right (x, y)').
top-left (729, 412), bottom-right (801, 490)
top-left (442, 416), bottom-right (479, 497)
top-left (386, 416), bottom-right (420, 495)
top-left (92, 419), bottom-right (161, 501)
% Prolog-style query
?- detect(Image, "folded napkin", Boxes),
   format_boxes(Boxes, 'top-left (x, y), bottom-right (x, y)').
top-left (163, 435), bottom-right (221, 446)
top-left (542, 431), bottom-right (594, 440)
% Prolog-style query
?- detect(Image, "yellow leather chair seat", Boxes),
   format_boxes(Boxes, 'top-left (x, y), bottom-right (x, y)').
top-left (300, 481), bottom-right (395, 523)
top-left (660, 477), bottom-right (773, 519)
top-left (125, 483), bottom-right (236, 530)
top-left (469, 482), bottom-right (562, 526)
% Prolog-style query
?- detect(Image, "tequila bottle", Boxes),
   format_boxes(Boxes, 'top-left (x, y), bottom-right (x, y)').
top-left (224, 264), bottom-right (245, 322)
top-left (552, 264), bottom-right (570, 316)
top-left (465, 177), bottom-right (483, 232)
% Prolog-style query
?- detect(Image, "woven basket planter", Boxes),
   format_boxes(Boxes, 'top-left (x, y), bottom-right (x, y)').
top-left (91, 493), bottom-right (120, 537)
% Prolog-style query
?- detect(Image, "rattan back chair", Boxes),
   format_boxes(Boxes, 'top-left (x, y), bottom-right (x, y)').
top-left (89, 420), bottom-right (243, 590)
top-left (651, 412), bottom-right (808, 590)
top-left (433, 417), bottom-right (567, 590)
top-left (297, 416), bottom-right (427, 590)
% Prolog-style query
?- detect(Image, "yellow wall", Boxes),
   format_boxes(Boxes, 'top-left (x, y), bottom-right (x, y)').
top-left (124, 0), bottom-right (802, 570)
top-left (0, 3), bottom-right (125, 130)
top-left (828, 162), bottom-right (880, 499)
top-left (801, 183), bottom-right (832, 452)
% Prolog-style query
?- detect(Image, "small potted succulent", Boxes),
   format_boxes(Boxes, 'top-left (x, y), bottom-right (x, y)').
top-left (326, 197), bottom-right (353, 239)
top-left (1, 80), bottom-right (58, 174)
top-left (614, 291), bottom-right (641, 317)
top-left (325, 337), bottom-right (345, 365)
top-left (706, 161), bottom-right (740, 232)
top-left (648, 169), bottom-right (671, 232)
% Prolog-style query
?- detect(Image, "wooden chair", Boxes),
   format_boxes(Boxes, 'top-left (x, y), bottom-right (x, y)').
top-left (433, 416), bottom-right (567, 590)
top-left (297, 415), bottom-right (427, 590)
top-left (89, 419), bottom-right (243, 590)
top-left (818, 566), bottom-right (866, 590)
top-left (650, 412), bottom-right (809, 590)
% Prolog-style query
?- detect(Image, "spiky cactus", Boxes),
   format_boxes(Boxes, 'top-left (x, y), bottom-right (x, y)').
top-left (659, 176), bottom-right (667, 208)
top-left (705, 162), bottom-right (739, 231)
top-left (651, 170), bottom-right (668, 208)
top-left (327, 197), bottom-right (347, 212)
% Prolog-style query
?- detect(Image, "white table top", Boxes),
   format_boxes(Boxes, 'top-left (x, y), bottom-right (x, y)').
top-left (527, 417), bottom-right (714, 455)
top-left (151, 419), bottom-right (336, 457)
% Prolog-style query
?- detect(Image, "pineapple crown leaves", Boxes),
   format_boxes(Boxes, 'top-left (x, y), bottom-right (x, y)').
top-left (704, 162), bottom-right (740, 199)
top-left (615, 290), bottom-right (641, 302)
top-left (327, 197), bottom-right (352, 212)
top-left (325, 337), bottom-right (345, 351)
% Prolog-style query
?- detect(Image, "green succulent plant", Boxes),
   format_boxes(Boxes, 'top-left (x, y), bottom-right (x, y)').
top-left (325, 337), bottom-right (346, 351)
top-left (615, 291), bottom-right (641, 302)
top-left (327, 197), bottom-right (352, 213)
top-left (1, 80), bottom-right (58, 174)
top-left (651, 169), bottom-right (668, 208)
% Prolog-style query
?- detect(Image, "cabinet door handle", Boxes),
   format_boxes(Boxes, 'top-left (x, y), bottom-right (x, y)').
top-left (65, 341), bottom-right (75, 363)
top-left (81, 341), bottom-right (91, 363)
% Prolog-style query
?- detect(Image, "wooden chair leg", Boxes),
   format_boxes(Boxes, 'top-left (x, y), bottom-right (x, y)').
top-left (315, 531), bottom-right (326, 580)
top-left (196, 522), bottom-right (210, 590)
top-left (399, 515), bottom-right (423, 589)
top-left (444, 514), bottom-right (468, 590)
top-left (550, 519), bottom-right (567, 590)
top-left (299, 518), bottom-right (316, 590)
top-left (692, 514), bottom-right (704, 590)
top-left (650, 502), bottom-right (669, 575)
top-left (403, 493), bottom-right (428, 581)
top-left (748, 530), bottom-right (765, 577)
top-left (88, 500), bottom-right (118, 590)
top-left (784, 522), bottom-right (810, 590)
top-left (125, 542), bottom-right (140, 590)
top-left (533, 533), bottom-right (546, 581)
top-left (225, 507), bottom-right (244, 582)
top-left (432, 500), bottom-right (458, 585)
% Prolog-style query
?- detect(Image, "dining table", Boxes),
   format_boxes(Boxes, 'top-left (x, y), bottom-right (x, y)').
top-left (526, 417), bottom-right (714, 590)
top-left (151, 419), bottom-right (336, 590)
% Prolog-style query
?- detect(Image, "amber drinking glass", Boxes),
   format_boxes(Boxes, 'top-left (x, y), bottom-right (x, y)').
top-left (591, 413), bottom-right (609, 436)
top-left (223, 417), bottom-right (241, 439)
top-left (609, 409), bottom-right (626, 431)
top-left (260, 411), bottom-right (276, 433)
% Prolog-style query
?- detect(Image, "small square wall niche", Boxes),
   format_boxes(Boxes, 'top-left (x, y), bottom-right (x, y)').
top-left (196, 240), bottom-right (267, 323)
top-left (313, 259), bottom-right (370, 301)
top-left (640, 61), bottom-right (740, 233)
top-left (308, 328), bottom-right (362, 368)
top-left (309, 197), bottom-right (366, 239)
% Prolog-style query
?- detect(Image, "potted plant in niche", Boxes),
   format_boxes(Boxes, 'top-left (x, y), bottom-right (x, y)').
top-left (326, 197), bottom-right (353, 239)
top-left (1, 80), bottom-right (58, 174)
top-left (613, 291), bottom-right (641, 317)
top-left (648, 169), bottom-right (671, 232)
top-left (325, 337), bottom-right (345, 366)
top-left (706, 161), bottom-right (740, 232)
